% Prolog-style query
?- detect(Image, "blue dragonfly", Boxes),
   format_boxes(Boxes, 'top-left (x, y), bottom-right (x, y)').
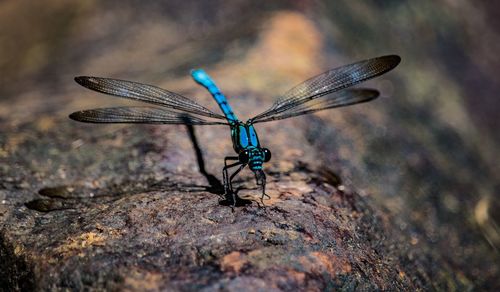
top-left (70, 55), bottom-right (401, 206)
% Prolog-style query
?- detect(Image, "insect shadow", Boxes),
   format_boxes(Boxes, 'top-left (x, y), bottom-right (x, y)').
top-left (26, 125), bottom-right (251, 213)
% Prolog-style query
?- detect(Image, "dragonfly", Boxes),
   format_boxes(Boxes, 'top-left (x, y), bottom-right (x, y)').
top-left (70, 55), bottom-right (401, 207)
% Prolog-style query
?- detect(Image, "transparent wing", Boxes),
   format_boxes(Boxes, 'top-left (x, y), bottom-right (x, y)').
top-left (251, 55), bottom-right (400, 122)
top-left (69, 106), bottom-right (228, 125)
top-left (252, 89), bottom-right (379, 123)
top-left (75, 76), bottom-right (226, 119)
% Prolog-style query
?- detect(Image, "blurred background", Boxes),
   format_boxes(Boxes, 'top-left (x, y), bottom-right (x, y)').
top-left (0, 0), bottom-right (499, 289)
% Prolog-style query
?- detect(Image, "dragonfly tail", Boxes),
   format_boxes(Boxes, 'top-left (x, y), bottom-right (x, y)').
top-left (191, 69), bottom-right (239, 123)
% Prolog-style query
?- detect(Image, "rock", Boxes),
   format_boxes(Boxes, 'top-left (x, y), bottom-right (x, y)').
top-left (1, 1), bottom-right (499, 291)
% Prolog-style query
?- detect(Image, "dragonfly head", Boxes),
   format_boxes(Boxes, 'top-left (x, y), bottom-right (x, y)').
top-left (238, 147), bottom-right (271, 171)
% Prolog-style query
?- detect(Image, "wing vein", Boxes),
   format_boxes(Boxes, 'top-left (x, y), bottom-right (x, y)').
top-left (75, 76), bottom-right (226, 119)
top-left (251, 55), bottom-right (400, 123)
top-left (69, 106), bottom-right (228, 125)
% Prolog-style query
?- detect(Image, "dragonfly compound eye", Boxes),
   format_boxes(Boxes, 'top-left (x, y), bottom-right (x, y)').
top-left (239, 150), bottom-right (250, 164)
top-left (262, 148), bottom-right (271, 162)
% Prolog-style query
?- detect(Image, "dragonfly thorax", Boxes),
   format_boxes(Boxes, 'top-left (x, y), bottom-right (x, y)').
top-left (230, 122), bottom-right (271, 170)
top-left (231, 122), bottom-right (260, 153)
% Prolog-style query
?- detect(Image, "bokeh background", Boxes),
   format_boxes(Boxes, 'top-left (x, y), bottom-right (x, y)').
top-left (1, 0), bottom-right (499, 290)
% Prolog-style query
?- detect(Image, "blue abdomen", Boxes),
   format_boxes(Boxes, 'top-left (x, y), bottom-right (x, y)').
top-left (191, 69), bottom-right (238, 122)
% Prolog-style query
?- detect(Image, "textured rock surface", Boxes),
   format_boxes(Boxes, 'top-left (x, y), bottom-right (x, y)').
top-left (1, 1), bottom-right (499, 291)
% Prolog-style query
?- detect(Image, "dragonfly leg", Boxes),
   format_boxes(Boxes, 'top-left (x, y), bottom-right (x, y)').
top-left (255, 171), bottom-right (270, 206)
top-left (229, 164), bottom-right (246, 207)
top-left (223, 156), bottom-right (239, 197)
top-left (260, 180), bottom-right (271, 206)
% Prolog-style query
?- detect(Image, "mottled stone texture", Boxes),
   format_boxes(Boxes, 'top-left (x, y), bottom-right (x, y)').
top-left (1, 1), bottom-right (499, 291)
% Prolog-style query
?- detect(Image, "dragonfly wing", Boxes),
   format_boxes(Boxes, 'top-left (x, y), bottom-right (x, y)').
top-left (251, 55), bottom-right (400, 122)
top-left (75, 76), bottom-right (226, 119)
top-left (69, 106), bottom-right (228, 125)
top-left (252, 89), bottom-right (379, 123)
